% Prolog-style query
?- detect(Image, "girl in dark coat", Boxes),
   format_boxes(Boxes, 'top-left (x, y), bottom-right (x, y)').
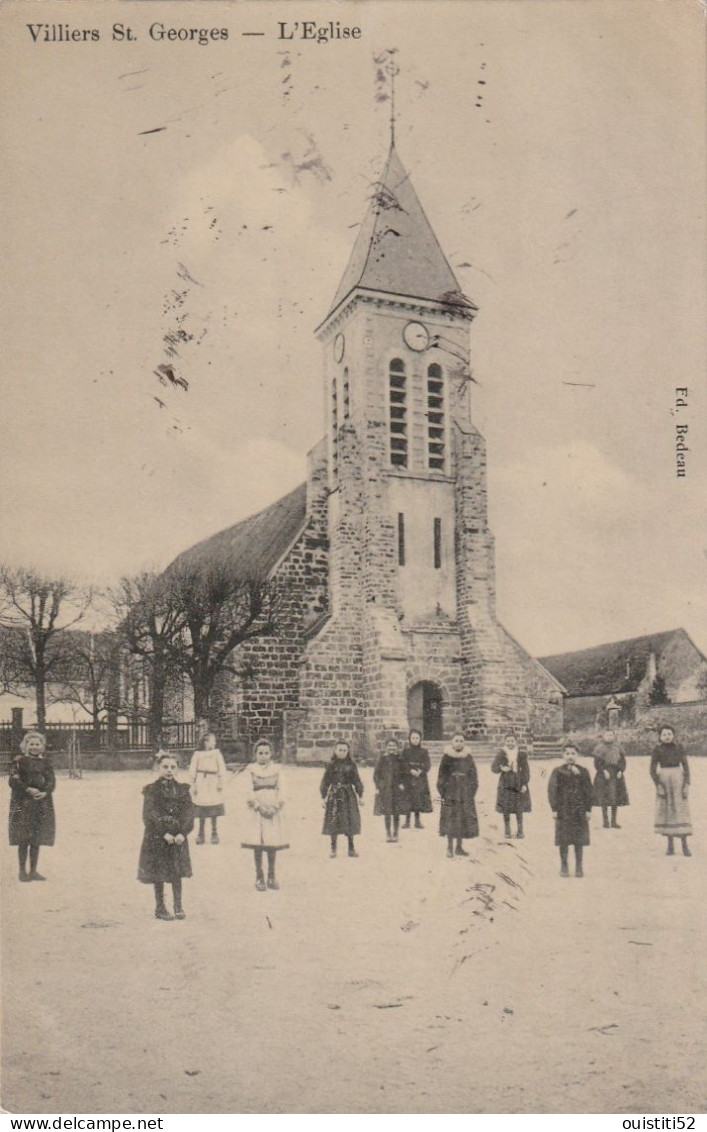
top-left (401, 729), bottom-right (433, 829)
top-left (491, 732), bottom-right (531, 839)
top-left (650, 725), bottom-right (691, 856)
top-left (592, 728), bottom-right (629, 828)
top-left (9, 730), bottom-right (56, 882)
top-left (373, 738), bottom-right (409, 842)
top-left (548, 744), bottom-right (594, 877)
top-left (138, 752), bottom-right (194, 920)
top-left (437, 732), bottom-right (479, 858)
top-left (321, 741), bottom-right (364, 858)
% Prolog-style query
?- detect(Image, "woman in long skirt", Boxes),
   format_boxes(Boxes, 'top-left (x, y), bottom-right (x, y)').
top-left (138, 752), bottom-right (194, 919)
top-left (189, 732), bottom-right (227, 844)
top-left (650, 725), bottom-right (691, 856)
top-left (241, 740), bottom-right (288, 890)
top-left (9, 731), bottom-right (56, 882)
top-left (437, 732), bottom-right (479, 858)
top-left (592, 728), bottom-right (629, 828)
top-left (321, 741), bottom-right (364, 858)
top-left (400, 729), bottom-right (433, 830)
top-left (373, 738), bottom-right (408, 842)
top-left (491, 732), bottom-right (531, 839)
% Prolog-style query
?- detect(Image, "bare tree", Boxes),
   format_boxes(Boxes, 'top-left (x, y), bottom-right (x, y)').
top-left (52, 631), bottom-right (121, 740)
top-left (0, 565), bottom-right (93, 731)
top-left (164, 563), bottom-right (282, 724)
top-left (111, 571), bottom-right (186, 744)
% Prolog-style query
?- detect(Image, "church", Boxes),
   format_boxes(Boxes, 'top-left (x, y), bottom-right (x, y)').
top-left (170, 142), bottom-right (565, 761)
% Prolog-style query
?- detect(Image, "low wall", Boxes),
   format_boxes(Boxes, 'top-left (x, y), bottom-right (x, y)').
top-left (568, 700), bottom-right (707, 760)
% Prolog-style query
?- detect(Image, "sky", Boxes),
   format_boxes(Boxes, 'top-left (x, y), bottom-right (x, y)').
top-left (1, 0), bottom-right (705, 657)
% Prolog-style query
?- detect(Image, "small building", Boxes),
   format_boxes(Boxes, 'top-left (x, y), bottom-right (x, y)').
top-left (539, 628), bottom-right (707, 731)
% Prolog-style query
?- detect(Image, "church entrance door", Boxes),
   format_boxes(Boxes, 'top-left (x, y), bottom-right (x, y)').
top-left (408, 681), bottom-right (443, 741)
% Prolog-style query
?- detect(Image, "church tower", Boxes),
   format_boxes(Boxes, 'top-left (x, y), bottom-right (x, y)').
top-left (294, 143), bottom-right (559, 757)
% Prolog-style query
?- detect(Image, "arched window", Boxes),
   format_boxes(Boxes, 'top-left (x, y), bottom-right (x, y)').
top-left (331, 376), bottom-right (338, 479)
top-left (343, 368), bottom-right (350, 420)
top-left (389, 358), bottom-right (408, 469)
top-left (427, 363), bottom-right (445, 470)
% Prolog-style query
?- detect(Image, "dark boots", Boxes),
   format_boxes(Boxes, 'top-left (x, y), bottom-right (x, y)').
top-left (28, 845), bottom-right (45, 881)
top-left (154, 883), bottom-right (174, 920)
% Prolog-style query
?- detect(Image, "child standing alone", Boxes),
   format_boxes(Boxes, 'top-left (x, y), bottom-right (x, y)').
top-left (138, 752), bottom-right (194, 919)
top-left (548, 743), bottom-right (593, 878)
top-left (400, 729), bottom-right (433, 830)
top-left (437, 732), bottom-right (479, 858)
top-left (491, 733), bottom-right (531, 839)
top-left (241, 741), bottom-right (288, 891)
top-left (321, 741), bottom-right (364, 858)
top-left (189, 732), bottom-right (227, 844)
top-left (373, 738), bottom-right (408, 842)
top-left (9, 731), bottom-right (56, 882)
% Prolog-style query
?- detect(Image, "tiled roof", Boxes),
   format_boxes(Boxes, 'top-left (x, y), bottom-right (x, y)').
top-left (539, 630), bottom-right (684, 697)
top-left (167, 483), bottom-right (307, 581)
top-left (327, 145), bottom-right (470, 318)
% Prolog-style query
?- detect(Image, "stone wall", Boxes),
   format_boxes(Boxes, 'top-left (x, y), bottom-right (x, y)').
top-left (213, 443), bottom-right (331, 753)
top-left (500, 629), bottom-right (565, 737)
top-left (404, 627), bottom-right (462, 739)
top-left (635, 629), bottom-right (707, 708)
top-left (453, 423), bottom-right (530, 739)
top-left (296, 422), bottom-right (366, 760)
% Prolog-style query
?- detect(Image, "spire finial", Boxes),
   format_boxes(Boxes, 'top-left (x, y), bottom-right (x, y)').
top-left (386, 60), bottom-right (399, 148)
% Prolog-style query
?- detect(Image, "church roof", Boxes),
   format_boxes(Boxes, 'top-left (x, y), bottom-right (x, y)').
top-left (327, 145), bottom-right (469, 319)
top-left (539, 629), bottom-right (695, 697)
top-left (166, 482), bottom-right (307, 581)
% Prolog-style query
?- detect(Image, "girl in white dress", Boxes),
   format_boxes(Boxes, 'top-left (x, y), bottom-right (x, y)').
top-left (188, 733), bottom-right (227, 844)
top-left (241, 740), bottom-right (288, 891)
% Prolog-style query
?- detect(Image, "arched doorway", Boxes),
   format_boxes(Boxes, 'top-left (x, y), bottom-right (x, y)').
top-left (408, 681), bottom-right (444, 741)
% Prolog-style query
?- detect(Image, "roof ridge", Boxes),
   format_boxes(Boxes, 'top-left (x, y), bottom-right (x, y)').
top-left (539, 628), bottom-right (681, 663)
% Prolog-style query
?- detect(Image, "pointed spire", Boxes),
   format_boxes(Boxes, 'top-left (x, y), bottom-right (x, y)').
top-left (325, 146), bottom-right (471, 321)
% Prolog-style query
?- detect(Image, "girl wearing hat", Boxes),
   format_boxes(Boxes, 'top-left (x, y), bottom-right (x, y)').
top-left (548, 743), bottom-right (593, 877)
top-left (242, 740), bottom-right (288, 890)
top-left (437, 732), bottom-right (479, 858)
top-left (400, 729), bottom-right (433, 830)
top-left (321, 740), bottom-right (364, 858)
top-left (138, 751), bottom-right (194, 919)
top-left (491, 732), bottom-right (531, 839)
top-left (9, 730), bottom-right (56, 882)
top-left (650, 725), bottom-right (691, 856)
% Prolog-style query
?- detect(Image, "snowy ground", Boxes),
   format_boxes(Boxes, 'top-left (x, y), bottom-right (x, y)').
top-left (2, 758), bottom-right (706, 1114)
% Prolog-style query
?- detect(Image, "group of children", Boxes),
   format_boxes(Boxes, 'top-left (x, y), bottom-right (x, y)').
top-left (138, 735), bottom-right (289, 919)
top-left (8, 723), bottom-right (693, 920)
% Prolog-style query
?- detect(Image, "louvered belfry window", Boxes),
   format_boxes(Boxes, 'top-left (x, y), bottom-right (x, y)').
top-left (343, 368), bottom-right (350, 420)
top-left (331, 376), bottom-right (338, 478)
top-left (427, 363), bottom-right (445, 470)
top-left (389, 358), bottom-right (408, 469)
